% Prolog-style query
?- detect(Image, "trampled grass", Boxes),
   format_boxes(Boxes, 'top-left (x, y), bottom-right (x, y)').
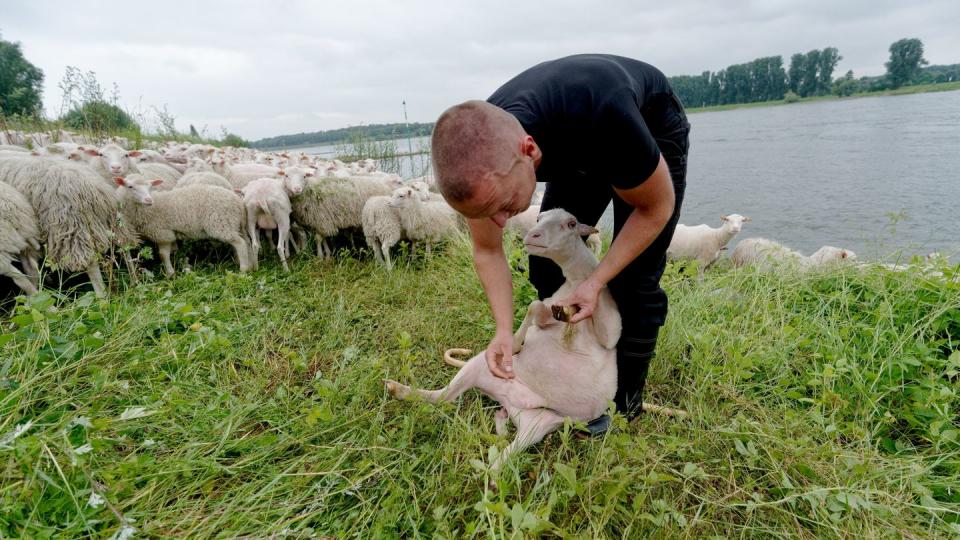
top-left (1, 240), bottom-right (959, 538)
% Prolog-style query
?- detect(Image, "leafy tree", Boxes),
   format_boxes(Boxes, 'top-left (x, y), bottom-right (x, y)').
top-left (0, 34), bottom-right (45, 116)
top-left (799, 49), bottom-right (822, 97)
top-left (818, 47), bottom-right (842, 94)
top-left (832, 70), bottom-right (858, 97)
top-left (886, 38), bottom-right (928, 88)
top-left (787, 53), bottom-right (805, 94)
top-left (221, 133), bottom-right (248, 147)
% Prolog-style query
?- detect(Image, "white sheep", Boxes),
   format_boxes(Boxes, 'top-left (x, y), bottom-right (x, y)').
top-left (291, 176), bottom-right (396, 259)
top-left (133, 162), bottom-right (182, 191)
top-left (239, 178), bottom-right (293, 272)
top-left (505, 204), bottom-right (540, 237)
top-left (361, 193), bottom-right (404, 269)
top-left (0, 181), bottom-right (42, 295)
top-left (667, 214), bottom-right (751, 273)
top-left (0, 157), bottom-right (118, 296)
top-left (175, 171), bottom-right (234, 191)
top-left (731, 238), bottom-right (856, 270)
top-left (114, 175), bottom-right (251, 277)
top-left (83, 143), bottom-right (143, 183)
top-left (388, 186), bottom-right (460, 257)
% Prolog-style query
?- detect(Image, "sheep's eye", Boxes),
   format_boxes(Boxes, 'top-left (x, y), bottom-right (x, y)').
top-left (567, 221), bottom-right (576, 229)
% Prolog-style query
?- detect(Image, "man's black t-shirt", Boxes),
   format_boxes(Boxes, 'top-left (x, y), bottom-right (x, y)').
top-left (487, 54), bottom-right (683, 190)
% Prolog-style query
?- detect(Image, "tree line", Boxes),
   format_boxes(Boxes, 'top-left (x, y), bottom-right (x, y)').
top-left (251, 122), bottom-right (434, 149)
top-left (671, 38), bottom-right (952, 108)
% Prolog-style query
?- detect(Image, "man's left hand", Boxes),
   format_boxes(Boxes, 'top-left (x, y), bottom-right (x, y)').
top-left (554, 278), bottom-right (602, 324)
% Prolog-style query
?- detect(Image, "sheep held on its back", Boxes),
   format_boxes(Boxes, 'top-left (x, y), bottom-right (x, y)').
top-left (115, 175), bottom-right (252, 277)
top-left (0, 180), bottom-right (42, 295)
top-left (291, 176), bottom-right (396, 259)
top-left (667, 214), bottom-right (751, 274)
top-left (0, 157), bottom-right (117, 296)
top-left (388, 186), bottom-right (460, 257)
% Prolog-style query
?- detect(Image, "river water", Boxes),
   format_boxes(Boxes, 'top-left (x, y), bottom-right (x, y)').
top-left (308, 91), bottom-right (960, 261)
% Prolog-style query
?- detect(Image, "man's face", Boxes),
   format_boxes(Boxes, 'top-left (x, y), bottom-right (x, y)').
top-left (451, 158), bottom-right (538, 228)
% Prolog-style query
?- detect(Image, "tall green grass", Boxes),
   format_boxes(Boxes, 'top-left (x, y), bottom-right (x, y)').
top-left (1, 240), bottom-right (958, 537)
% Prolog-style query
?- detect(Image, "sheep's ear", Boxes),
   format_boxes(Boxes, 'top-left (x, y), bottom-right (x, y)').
top-left (841, 251), bottom-right (848, 259)
top-left (305, 172), bottom-right (314, 177)
top-left (743, 216), bottom-right (752, 222)
top-left (577, 223), bottom-right (599, 237)
top-left (150, 179), bottom-right (164, 187)
top-left (234, 188), bottom-right (243, 195)
top-left (113, 177), bottom-right (126, 186)
top-left (30, 151), bottom-right (40, 156)
top-left (85, 148), bottom-right (100, 157)
top-left (720, 215), bottom-right (729, 221)
top-left (128, 151), bottom-right (142, 158)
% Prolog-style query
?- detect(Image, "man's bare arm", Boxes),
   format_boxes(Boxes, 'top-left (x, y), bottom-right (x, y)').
top-left (467, 217), bottom-right (516, 378)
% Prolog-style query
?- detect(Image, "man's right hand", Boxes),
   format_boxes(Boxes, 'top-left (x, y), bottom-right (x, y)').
top-left (485, 331), bottom-right (516, 379)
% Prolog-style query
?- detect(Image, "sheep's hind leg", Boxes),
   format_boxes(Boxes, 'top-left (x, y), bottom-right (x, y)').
top-left (86, 261), bottom-right (106, 297)
top-left (385, 353), bottom-right (510, 404)
top-left (490, 408), bottom-right (565, 473)
top-left (0, 256), bottom-right (38, 295)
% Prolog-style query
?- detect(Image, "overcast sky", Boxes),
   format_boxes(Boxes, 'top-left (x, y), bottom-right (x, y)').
top-left (4, 0), bottom-right (958, 140)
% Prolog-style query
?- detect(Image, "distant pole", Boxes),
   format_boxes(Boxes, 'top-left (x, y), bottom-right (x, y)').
top-left (402, 100), bottom-right (413, 156)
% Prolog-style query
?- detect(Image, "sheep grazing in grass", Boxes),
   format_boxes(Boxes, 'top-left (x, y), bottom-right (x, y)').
top-left (291, 176), bottom-right (396, 259)
top-left (731, 237), bottom-right (856, 270)
top-left (238, 178), bottom-right (293, 272)
top-left (0, 157), bottom-right (118, 296)
top-left (388, 186), bottom-right (460, 257)
top-left (114, 175), bottom-right (251, 277)
top-left (0, 181), bottom-right (42, 295)
top-left (667, 214), bottom-right (751, 274)
top-left (385, 209), bottom-right (685, 483)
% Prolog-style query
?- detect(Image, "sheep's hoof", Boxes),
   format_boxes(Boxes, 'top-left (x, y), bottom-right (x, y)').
top-left (383, 379), bottom-right (408, 399)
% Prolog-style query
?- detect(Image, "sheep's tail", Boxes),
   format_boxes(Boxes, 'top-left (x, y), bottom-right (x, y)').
top-left (443, 348), bottom-right (471, 368)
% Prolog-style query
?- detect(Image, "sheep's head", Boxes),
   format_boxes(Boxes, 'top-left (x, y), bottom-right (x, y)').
top-left (809, 246), bottom-right (857, 265)
top-left (720, 213), bottom-right (751, 234)
top-left (388, 186), bottom-right (420, 208)
top-left (277, 167), bottom-right (313, 196)
top-left (88, 144), bottom-right (141, 175)
top-left (523, 209), bottom-right (598, 260)
top-left (115, 175), bottom-right (162, 205)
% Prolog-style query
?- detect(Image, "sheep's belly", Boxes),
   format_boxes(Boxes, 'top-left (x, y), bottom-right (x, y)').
top-left (513, 324), bottom-right (617, 421)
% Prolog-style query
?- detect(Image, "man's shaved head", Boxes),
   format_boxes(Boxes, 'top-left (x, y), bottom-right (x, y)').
top-left (431, 100), bottom-right (526, 202)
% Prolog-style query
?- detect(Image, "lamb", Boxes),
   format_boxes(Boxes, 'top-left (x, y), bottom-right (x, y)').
top-left (361, 192), bottom-right (404, 269)
top-left (0, 181), bottom-right (42, 295)
top-left (133, 161), bottom-right (182, 191)
top-left (291, 176), bottom-right (396, 259)
top-left (731, 237), bottom-right (856, 270)
top-left (385, 209), bottom-right (684, 482)
top-left (667, 214), bottom-right (751, 273)
top-left (388, 186), bottom-right (460, 256)
top-left (239, 178), bottom-right (293, 271)
top-left (114, 175), bottom-right (251, 277)
top-left (0, 157), bottom-right (118, 295)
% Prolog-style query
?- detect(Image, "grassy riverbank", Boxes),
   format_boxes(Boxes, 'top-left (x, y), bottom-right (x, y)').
top-left (685, 81), bottom-right (960, 115)
top-left (1, 240), bottom-right (959, 537)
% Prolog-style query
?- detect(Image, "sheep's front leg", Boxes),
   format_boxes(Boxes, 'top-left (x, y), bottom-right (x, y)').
top-left (276, 212), bottom-right (291, 272)
top-left (0, 257), bottom-right (38, 295)
top-left (588, 289), bottom-right (622, 350)
top-left (157, 242), bottom-right (176, 277)
top-left (513, 300), bottom-right (555, 353)
top-left (86, 261), bottom-right (106, 297)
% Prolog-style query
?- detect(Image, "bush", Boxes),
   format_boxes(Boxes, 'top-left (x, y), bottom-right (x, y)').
top-left (61, 101), bottom-right (139, 133)
top-left (783, 91), bottom-right (800, 103)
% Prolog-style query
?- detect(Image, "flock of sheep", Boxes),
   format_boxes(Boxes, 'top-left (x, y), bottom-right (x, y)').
top-left (0, 132), bottom-right (554, 297)
top-left (0, 129), bottom-right (952, 300)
